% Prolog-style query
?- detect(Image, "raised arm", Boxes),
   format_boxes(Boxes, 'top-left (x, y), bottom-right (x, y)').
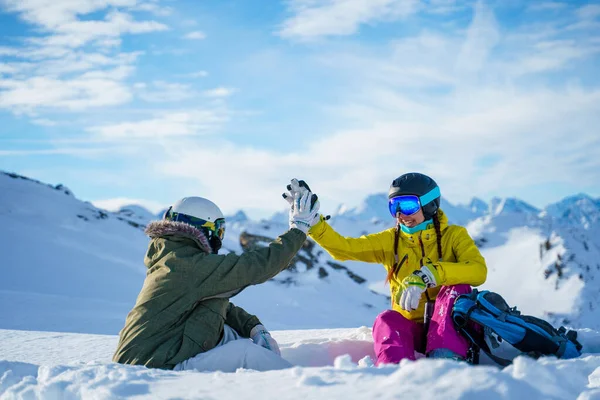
top-left (187, 228), bottom-right (307, 298)
top-left (309, 216), bottom-right (394, 264)
top-left (186, 188), bottom-right (322, 298)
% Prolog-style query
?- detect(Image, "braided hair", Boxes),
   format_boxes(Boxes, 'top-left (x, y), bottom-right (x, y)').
top-left (432, 210), bottom-right (443, 261)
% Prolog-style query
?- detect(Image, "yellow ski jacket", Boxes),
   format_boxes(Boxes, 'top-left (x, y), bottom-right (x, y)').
top-left (308, 209), bottom-right (487, 322)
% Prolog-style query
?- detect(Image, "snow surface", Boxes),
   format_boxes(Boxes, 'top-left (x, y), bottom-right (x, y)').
top-left (2, 327), bottom-right (600, 400)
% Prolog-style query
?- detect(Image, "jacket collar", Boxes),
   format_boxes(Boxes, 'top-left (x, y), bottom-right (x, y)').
top-left (145, 220), bottom-right (213, 254)
top-left (399, 208), bottom-right (449, 246)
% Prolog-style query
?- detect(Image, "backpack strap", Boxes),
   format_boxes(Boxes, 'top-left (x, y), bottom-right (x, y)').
top-left (459, 326), bottom-right (512, 367)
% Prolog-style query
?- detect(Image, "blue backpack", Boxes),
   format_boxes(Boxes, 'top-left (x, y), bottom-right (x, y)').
top-left (452, 289), bottom-right (583, 366)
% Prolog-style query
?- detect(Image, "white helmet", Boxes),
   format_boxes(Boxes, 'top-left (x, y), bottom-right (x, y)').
top-left (171, 197), bottom-right (224, 223)
top-left (164, 197), bottom-right (226, 249)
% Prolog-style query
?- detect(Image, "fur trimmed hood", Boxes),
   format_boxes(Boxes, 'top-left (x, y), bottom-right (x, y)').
top-left (145, 220), bottom-right (213, 254)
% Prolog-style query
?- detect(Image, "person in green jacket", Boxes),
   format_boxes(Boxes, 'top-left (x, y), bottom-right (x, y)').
top-left (113, 191), bottom-right (319, 372)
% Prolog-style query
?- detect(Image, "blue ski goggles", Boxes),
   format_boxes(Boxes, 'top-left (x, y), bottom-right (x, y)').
top-left (388, 195), bottom-right (421, 217)
top-left (166, 210), bottom-right (226, 240)
top-left (388, 186), bottom-right (441, 217)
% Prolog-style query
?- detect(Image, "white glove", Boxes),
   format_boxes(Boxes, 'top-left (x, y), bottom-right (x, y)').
top-left (286, 179), bottom-right (320, 234)
top-left (282, 178), bottom-right (310, 207)
top-left (395, 265), bottom-right (440, 311)
top-left (250, 324), bottom-right (281, 356)
top-left (399, 285), bottom-right (426, 311)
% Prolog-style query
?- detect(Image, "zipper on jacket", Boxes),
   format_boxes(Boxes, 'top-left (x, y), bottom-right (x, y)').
top-left (393, 253), bottom-right (409, 277)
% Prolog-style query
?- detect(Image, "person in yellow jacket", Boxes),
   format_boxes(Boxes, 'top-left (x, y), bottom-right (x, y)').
top-left (284, 174), bottom-right (487, 363)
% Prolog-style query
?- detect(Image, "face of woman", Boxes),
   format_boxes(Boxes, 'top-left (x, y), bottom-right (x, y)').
top-left (396, 207), bottom-right (425, 227)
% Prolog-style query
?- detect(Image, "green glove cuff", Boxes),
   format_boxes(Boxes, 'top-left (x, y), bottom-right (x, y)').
top-left (412, 264), bottom-right (440, 288)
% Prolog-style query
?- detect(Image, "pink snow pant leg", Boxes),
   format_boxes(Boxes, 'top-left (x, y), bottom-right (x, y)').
top-left (425, 284), bottom-right (472, 359)
top-left (372, 285), bottom-right (472, 364)
top-left (372, 309), bottom-right (423, 365)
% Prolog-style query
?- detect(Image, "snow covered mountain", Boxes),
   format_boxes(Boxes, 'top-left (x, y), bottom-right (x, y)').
top-left (464, 195), bottom-right (600, 330)
top-left (2, 170), bottom-right (599, 334)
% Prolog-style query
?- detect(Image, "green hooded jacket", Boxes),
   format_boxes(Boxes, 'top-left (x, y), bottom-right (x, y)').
top-left (112, 220), bottom-right (306, 369)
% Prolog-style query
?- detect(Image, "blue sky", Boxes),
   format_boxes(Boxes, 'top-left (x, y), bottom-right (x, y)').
top-left (1, 0), bottom-right (599, 219)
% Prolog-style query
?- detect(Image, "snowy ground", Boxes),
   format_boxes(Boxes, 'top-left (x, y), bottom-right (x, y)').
top-left (2, 328), bottom-right (600, 400)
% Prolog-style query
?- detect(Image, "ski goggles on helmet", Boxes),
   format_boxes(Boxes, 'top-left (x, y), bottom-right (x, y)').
top-left (388, 186), bottom-right (441, 217)
top-left (166, 210), bottom-right (226, 240)
top-left (388, 195), bottom-right (421, 217)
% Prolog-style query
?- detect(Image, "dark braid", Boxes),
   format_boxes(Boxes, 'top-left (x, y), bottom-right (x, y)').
top-left (432, 210), bottom-right (443, 261)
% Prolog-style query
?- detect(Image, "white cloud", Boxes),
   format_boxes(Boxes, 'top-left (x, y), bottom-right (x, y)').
top-left (0, 72), bottom-right (133, 112)
top-left (576, 4), bottom-right (600, 20)
top-left (184, 31), bottom-right (206, 40)
top-left (527, 2), bottom-right (567, 12)
top-left (130, 2), bottom-right (172, 16)
top-left (0, 68), bottom-right (132, 113)
top-left (0, 147), bottom-right (119, 156)
top-left (279, 0), bottom-right (420, 39)
top-left (203, 87), bottom-right (235, 98)
top-left (504, 39), bottom-right (600, 76)
top-left (0, 64), bottom-right (18, 75)
top-left (149, 84), bottom-right (600, 214)
top-left (2, 1), bottom-right (167, 48)
top-left (567, 4), bottom-right (600, 31)
top-left (31, 118), bottom-right (57, 126)
top-left (2, 0), bottom-right (136, 29)
top-left (184, 70), bottom-right (209, 78)
top-left (136, 80), bottom-right (195, 102)
top-left (19, 51), bottom-right (141, 77)
top-left (88, 110), bottom-right (229, 139)
top-left (455, 1), bottom-right (500, 75)
top-left (0, 47), bottom-right (20, 56)
top-left (95, 37), bottom-right (123, 48)
top-left (0, 1), bottom-right (171, 114)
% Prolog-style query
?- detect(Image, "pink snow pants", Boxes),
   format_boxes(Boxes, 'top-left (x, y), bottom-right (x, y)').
top-left (372, 285), bottom-right (471, 365)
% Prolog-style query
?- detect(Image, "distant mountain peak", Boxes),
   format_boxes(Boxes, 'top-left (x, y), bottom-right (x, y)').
top-left (227, 210), bottom-right (249, 223)
top-left (545, 193), bottom-right (600, 227)
top-left (469, 197), bottom-right (489, 214)
top-left (2, 171), bottom-right (75, 197)
top-left (490, 197), bottom-right (540, 216)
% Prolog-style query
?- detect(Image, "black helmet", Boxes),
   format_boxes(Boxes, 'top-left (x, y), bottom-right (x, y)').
top-left (388, 172), bottom-right (441, 220)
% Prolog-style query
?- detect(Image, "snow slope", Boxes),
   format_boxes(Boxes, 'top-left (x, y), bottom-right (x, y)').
top-left (0, 172), bottom-right (148, 334)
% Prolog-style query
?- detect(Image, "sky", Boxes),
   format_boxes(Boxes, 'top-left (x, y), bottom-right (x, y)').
top-left (0, 0), bottom-right (599, 219)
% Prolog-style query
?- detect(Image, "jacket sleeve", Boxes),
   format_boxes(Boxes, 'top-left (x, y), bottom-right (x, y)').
top-left (187, 228), bottom-right (307, 298)
top-left (308, 217), bottom-right (392, 264)
top-left (225, 302), bottom-right (261, 338)
top-left (433, 226), bottom-right (487, 286)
